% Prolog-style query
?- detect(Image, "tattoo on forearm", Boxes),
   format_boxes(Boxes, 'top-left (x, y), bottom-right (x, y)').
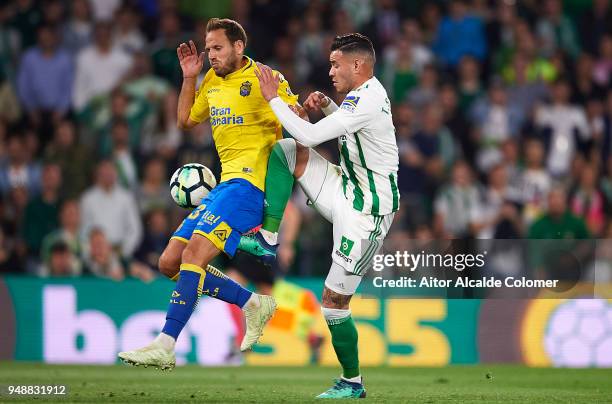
top-left (322, 287), bottom-right (352, 309)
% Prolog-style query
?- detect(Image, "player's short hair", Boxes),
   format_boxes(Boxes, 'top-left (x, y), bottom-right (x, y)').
top-left (331, 33), bottom-right (376, 64)
top-left (206, 18), bottom-right (247, 47)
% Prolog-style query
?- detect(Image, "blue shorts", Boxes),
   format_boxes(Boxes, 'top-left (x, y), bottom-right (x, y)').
top-left (171, 178), bottom-right (264, 256)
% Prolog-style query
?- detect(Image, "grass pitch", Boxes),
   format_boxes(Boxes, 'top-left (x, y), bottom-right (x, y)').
top-left (1, 363), bottom-right (611, 403)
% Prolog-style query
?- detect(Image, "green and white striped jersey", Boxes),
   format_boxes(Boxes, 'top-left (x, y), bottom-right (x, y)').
top-left (328, 77), bottom-right (399, 215)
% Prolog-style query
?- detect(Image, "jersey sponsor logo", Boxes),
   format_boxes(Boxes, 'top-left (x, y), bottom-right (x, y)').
top-left (335, 249), bottom-right (353, 263)
top-left (213, 229), bottom-right (228, 241)
top-left (340, 96), bottom-right (360, 112)
top-left (242, 167), bottom-right (253, 173)
top-left (340, 236), bottom-right (355, 256)
top-left (202, 210), bottom-right (222, 226)
top-left (240, 81), bottom-right (252, 96)
top-left (209, 106), bottom-right (244, 126)
top-left (207, 88), bottom-right (221, 94)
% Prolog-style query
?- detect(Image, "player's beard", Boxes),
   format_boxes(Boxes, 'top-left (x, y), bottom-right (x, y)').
top-left (213, 53), bottom-right (240, 77)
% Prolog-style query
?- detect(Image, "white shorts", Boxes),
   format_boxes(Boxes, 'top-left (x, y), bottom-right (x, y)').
top-left (297, 147), bottom-right (394, 293)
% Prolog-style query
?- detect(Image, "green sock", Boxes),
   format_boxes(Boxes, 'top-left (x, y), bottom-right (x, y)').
top-left (262, 142), bottom-right (294, 233)
top-left (328, 316), bottom-right (360, 379)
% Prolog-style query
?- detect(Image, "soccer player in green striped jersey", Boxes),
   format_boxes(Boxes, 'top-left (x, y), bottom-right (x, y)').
top-left (241, 33), bottom-right (399, 398)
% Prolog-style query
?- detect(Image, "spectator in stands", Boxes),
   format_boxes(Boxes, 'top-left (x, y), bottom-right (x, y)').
top-left (45, 240), bottom-right (80, 277)
top-left (122, 52), bottom-right (179, 156)
top-left (439, 83), bottom-right (473, 166)
top-left (593, 34), bottom-right (612, 88)
top-left (572, 54), bottom-right (607, 105)
top-left (519, 138), bottom-right (552, 226)
top-left (113, 5), bottom-right (145, 53)
top-left (535, 79), bottom-right (590, 178)
top-left (569, 164), bottom-right (608, 237)
top-left (295, 10), bottom-right (326, 84)
top-left (43, 120), bottom-right (94, 199)
top-left (22, 163), bottom-right (62, 272)
top-left (433, 160), bottom-right (481, 239)
top-left (501, 23), bottom-right (558, 85)
top-left (40, 199), bottom-right (82, 277)
top-left (528, 187), bottom-right (589, 239)
top-left (456, 56), bottom-right (484, 113)
top-left (17, 24), bottom-right (73, 138)
top-left (412, 103), bottom-right (457, 180)
top-left (406, 64), bottom-right (439, 109)
top-left (579, 0), bottom-right (612, 55)
top-left (80, 160), bottom-right (142, 259)
top-left (432, 0), bottom-right (487, 68)
top-left (73, 21), bottom-right (132, 111)
top-left (369, 0), bottom-right (401, 49)
top-left (134, 208), bottom-right (170, 273)
top-left (470, 81), bottom-right (524, 173)
top-left (9, 0), bottom-right (40, 49)
top-left (136, 157), bottom-right (171, 214)
top-left (504, 52), bottom-right (549, 116)
top-left (82, 227), bottom-right (124, 280)
top-left (0, 134), bottom-right (41, 196)
top-left (473, 164), bottom-right (513, 238)
top-left (107, 119), bottom-right (138, 190)
top-left (383, 37), bottom-right (419, 104)
top-left (88, 0), bottom-right (121, 22)
top-left (536, 0), bottom-right (580, 58)
top-left (150, 12), bottom-right (186, 88)
top-left (61, 0), bottom-right (93, 53)
top-left (0, 3), bottom-right (22, 83)
top-left (0, 70), bottom-right (21, 125)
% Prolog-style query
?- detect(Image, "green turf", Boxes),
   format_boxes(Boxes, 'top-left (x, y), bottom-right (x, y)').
top-left (0, 363), bottom-right (611, 403)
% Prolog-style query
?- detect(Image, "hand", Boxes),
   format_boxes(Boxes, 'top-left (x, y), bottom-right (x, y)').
top-left (254, 62), bottom-right (280, 102)
top-left (177, 40), bottom-right (204, 79)
top-left (303, 91), bottom-right (330, 113)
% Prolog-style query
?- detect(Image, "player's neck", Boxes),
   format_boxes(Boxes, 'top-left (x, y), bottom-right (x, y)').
top-left (225, 56), bottom-right (248, 77)
top-left (350, 74), bottom-right (373, 91)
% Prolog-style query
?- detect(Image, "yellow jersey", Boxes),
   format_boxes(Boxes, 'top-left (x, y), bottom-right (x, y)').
top-left (189, 56), bottom-right (298, 190)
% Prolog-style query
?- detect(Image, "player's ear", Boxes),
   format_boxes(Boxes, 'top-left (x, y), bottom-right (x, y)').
top-left (234, 39), bottom-right (245, 55)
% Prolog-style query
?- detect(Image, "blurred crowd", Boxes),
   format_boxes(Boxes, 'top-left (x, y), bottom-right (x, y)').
top-left (0, 0), bottom-right (611, 280)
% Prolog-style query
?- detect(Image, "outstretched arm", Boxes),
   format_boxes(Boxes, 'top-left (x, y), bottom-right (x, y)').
top-left (176, 40), bottom-right (205, 130)
top-left (256, 63), bottom-right (346, 147)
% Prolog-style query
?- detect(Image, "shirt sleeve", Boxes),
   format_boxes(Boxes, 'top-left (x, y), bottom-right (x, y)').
top-left (275, 71), bottom-right (298, 106)
top-left (321, 98), bottom-right (339, 116)
top-left (269, 97), bottom-right (347, 147)
top-left (188, 71), bottom-right (211, 123)
top-left (328, 93), bottom-right (371, 134)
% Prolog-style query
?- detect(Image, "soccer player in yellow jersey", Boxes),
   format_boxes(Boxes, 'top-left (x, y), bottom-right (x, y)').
top-left (118, 18), bottom-right (297, 370)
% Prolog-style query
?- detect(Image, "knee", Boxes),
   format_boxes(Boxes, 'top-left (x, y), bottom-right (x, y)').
top-left (273, 139), bottom-right (309, 176)
top-left (158, 249), bottom-right (180, 278)
top-left (181, 242), bottom-right (198, 265)
top-left (181, 236), bottom-right (218, 267)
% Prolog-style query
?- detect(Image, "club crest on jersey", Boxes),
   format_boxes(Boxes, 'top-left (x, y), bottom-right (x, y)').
top-left (340, 96), bottom-right (360, 112)
top-left (240, 81), bottom-right (252, 96)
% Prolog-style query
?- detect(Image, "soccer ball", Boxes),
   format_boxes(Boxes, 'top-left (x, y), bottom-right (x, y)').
top-left (544, 298), bottom-right (612, 367)
top-left (169, 163), bottom-right (216, 208)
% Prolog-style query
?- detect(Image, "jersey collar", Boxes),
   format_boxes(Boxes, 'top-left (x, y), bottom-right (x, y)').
top-left (354, 76), bottom-right (375, 91)
top-left (223, 56), bottom-right (253, 80)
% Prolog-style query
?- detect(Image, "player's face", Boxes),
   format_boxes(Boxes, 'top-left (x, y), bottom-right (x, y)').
top-left (205, 29), bottom-right (242, 77)
top-left (329, 50), bottom-right (355, 94)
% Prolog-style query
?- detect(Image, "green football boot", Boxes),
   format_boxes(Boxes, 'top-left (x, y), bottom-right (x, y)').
top-left (237, 232), bottom-right (277, 266)
top-left (316, 378), bottom-right (366, 399)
